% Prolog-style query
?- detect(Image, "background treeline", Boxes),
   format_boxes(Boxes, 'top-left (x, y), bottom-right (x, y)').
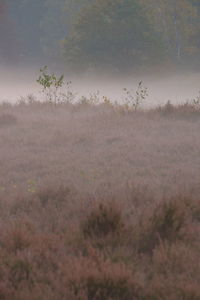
top-left (6, 0), bottom-right (200, 72)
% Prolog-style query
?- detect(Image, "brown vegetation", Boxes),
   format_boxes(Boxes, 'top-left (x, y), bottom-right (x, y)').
top-left (0, 100), bottom-right (200, 299)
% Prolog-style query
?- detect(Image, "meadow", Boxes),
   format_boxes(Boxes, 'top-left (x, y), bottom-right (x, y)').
top-left (0, 97), bottom-right (200, 299)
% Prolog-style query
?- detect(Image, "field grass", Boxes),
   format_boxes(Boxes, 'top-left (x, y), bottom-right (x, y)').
top-left (0, 99), bottom-right (200, 299)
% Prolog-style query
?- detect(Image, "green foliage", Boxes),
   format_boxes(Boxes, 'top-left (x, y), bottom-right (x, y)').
top-left (7, 0), bottom-right (200, 70)
top-left (191, 92), bottom-right (200, 110)
top-left (1, 101), bottom-right (200, 299)
top-left (63, 0), bottom-right (164, 72)
top-left (36, 66), bottom-right (64, 103)
top-left (37, 66), bottom-right (64, 90)
top-left (141, 0), bottom-right (200, 63)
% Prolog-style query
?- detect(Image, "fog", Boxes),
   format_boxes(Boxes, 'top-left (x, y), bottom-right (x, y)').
top-left (1, 0), bottom-right (200, 105)
top-left (1, 1), bottom-right (200, 298)
top-left (1, 64), bottom-right (200, 106)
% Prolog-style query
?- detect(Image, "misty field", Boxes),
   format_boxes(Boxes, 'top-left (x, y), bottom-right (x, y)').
top-left (0, 100), bottom-right (200, 299)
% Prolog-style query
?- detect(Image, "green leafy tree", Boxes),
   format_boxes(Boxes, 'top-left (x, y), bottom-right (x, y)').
top-left (63, 0), bottom-right (165, 72)
top-left (6, 0), bottom-right (200, 69)
top-left (140, 0), bottom-right (200, 64)
top-left (37, 66), bottom-right (64, 103)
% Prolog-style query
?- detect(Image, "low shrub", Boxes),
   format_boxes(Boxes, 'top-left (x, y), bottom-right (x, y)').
top-left (9, 259), bottom-right (33, 289)
top-left (37, 185), bottom-right (70, 208)
top-left (81, 202), bottom-right (124, 239)
top-left (67, 255), bottom-right (139, 300)
top-left (2, 225), bottom-right (33, 254)
top-left (136, 200), bottom-right (187, 254)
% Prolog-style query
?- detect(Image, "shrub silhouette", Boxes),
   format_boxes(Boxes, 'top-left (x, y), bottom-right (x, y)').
top-left (86, 275), bottom-right (133, 300)
top-left (137, 200), bottom-right (186, 254)
top-left (68, 255), bottom-right (139, 300)
top-left (0, 98), bottom-right (200, 298)
top-left (3, 226), bottom-right (32, 254)
top-left (10, 259), bottom-right (32, 288)
top-left (82, 203), bottom-right (124, 239)
top-left (153, 201), bottom-right (185, 239)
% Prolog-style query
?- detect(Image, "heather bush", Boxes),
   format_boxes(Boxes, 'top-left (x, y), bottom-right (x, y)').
top-left (36, 185), bottom-right (70, 208)
top-left (143, 240), bottom-right (200, 300)
top-left (136, 200), bottom-right (187, 254)
top-left (1, 224), bottom-right (33, 254)
top-left (151, 201), bottom-right (186, 240)
top-left (9, 259), bottom-right (33, 289)
top-left (66, 254), bottom-right (140, 300)
top-left (185, 198), bottom-right (200, 222)
top-left (0, 99), bottom-right (199, 298)
top-left (81, 202), bottom-right (124, 239)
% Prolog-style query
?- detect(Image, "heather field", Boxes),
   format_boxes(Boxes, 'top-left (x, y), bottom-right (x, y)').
top-left (0, 100), bottom-right (200, 299)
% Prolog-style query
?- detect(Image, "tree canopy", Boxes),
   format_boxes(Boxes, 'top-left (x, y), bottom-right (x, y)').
top-left (63, 0), bottom-right (165, 72)
top-left (4, 0), bottom-right (200, 72)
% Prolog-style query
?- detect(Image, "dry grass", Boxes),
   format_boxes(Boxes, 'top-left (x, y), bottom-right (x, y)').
top-left (0, 100), bottom-right (200, 299)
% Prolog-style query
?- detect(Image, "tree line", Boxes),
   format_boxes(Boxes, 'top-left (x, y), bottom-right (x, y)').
top-left (6, 0), bottom-right (200, 72)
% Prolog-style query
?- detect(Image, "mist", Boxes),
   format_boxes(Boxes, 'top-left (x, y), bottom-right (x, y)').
top-left (1, 0), bottom-right (200, 105)
top-left (1, 64), bottom-right (200, 106)
top-left (1, 1), bottom-right (200, 298)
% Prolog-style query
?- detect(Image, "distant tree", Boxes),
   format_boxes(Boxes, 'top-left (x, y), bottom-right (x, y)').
top-left (140, 0), bottom-right (200, 64)
top-left (63, 0), bottom-right (165, 72)
top-left (5, 0), bottom-right (200, 69)
top-left (41, 0), bottom-right (97, 59)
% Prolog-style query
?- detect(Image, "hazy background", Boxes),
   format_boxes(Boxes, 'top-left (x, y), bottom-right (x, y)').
top-left (1, 2), bottom-right (200, 297)
top-left (1, 0), bottom-right (200, 103)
